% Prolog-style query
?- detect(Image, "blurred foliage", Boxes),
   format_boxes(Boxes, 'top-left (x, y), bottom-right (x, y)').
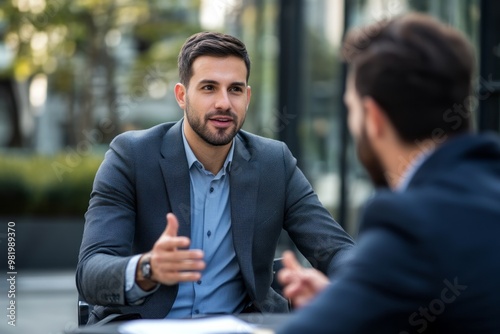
top-left (0, 0), bottom-right (201, 89)
top-left (0, 0), bottom-right (203, 145)
top-left (0, 153), bottom-right (103, 217)
top-left (0, 0), bottom-right (149, 81)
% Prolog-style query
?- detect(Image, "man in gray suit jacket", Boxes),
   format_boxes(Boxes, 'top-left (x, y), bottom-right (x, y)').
top-left (76, 32), bottom-right (354, 324)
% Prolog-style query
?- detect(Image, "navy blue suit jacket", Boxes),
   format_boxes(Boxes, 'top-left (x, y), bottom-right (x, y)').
top-left (278, 133), bottom-right (500, 334)
top-left (76, 120), bottom-right (354, 322)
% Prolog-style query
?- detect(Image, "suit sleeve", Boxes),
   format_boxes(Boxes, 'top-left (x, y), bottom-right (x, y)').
top-left (281, 143), bottom-right (355, 276)
top-left (76, 134), bottom-right (138, 306)
top-left (277, 196), bottom-right (440, 334)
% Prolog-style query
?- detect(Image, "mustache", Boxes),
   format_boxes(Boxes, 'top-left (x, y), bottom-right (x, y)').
top-left (205, 110), bottom-right (238, 121)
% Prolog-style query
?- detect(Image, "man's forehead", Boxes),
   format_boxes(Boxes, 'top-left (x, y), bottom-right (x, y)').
top-left (190, 56), bottom-right (248, 85)
top-left (192, 55), bottom-right (246, 69)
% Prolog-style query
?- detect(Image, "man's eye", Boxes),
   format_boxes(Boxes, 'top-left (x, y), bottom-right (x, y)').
top-left (202, 85), bottom-right (214, 91)
top-left (230, 87), bottom-right (243, 92)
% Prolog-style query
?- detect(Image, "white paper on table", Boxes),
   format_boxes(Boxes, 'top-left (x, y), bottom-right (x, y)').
top-left (118, 315), bottom-right (256, 334)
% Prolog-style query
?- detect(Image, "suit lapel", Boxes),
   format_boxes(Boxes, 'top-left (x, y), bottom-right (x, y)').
top-left (230, 134), bottom-right (259, 298)
top-left (159, 120), bottom-right (191, 238)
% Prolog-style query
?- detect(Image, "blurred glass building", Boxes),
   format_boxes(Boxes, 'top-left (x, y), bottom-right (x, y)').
top-left (0, 0), bottom-right (499, 241)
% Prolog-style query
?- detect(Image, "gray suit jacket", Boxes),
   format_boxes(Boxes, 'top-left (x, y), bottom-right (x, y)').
top-left (76, 120), bottom-right (354, 323)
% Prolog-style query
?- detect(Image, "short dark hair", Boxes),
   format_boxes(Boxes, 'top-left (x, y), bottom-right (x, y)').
top-left (178, 32), bottom-right (251, 86)
top-left (342, 13), bottom-right (475, 143)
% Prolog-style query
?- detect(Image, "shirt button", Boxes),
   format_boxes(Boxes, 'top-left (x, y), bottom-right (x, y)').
top-left (207, 231), bottom-right (211, 237)
top-left (197, 280), bottom-right (202, 285)
top-left (194, 309), bottom-right (200, 314)
top-left (209, 187), bottom-right (214, 193)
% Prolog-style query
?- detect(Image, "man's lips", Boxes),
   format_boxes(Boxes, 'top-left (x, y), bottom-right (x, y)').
top-left (208, 116), bottom-right (235, 127)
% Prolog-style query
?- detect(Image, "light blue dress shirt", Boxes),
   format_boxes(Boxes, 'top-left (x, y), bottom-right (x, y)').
top-left (124, 123), bottom-right (246, 317)
top-left (396, 149), bottom-right (433, 192)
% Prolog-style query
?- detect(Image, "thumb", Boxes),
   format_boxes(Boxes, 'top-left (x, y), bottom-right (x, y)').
top-left (164, 213), bottom-right (179, 237)
top-left (282, 250), bottom-right (302, 271)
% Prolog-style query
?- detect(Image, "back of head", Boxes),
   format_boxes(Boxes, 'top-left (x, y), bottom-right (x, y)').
top-left (343, 13), bottom-right (476, 143)
top-left (178, 31), bottom-right (251, 87)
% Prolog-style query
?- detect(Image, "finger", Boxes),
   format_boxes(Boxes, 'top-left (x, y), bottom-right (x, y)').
top-left (283, 280), bottom-right (304, 300)
top-left (156, 235), bottom-right (191, 250)
top-left (164, 213), bottom-right (179, 237)
top-left (155, 271), bottom-right (202, 285)
top-left (277, 268), bottom-right (295, 285)
top-left (294, 295), bottom-right (312, 309)
top-left (282, 250), bottom-right (302, 271)
top-left (174, 271), bottom-right (202, 282)
top-left (155, 259), bottom-right (206, 272)
top-left (155, 249), bottom-right (205, 262)
top-left (303, 269), bottom-right (330, 291)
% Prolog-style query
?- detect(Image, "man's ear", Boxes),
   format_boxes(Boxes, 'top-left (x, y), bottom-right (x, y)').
top-left (174, 83), bottom-right (186, 110)
top-left (246, 85), bottom-right (252, 110)
top-left (363, 97), bottom-right (387, 140)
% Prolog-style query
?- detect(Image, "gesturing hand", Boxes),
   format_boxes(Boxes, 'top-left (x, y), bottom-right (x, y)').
top-left (136, 213), bottom-right (205, 289)
top-left (277, 251), bottom-right (330, 308)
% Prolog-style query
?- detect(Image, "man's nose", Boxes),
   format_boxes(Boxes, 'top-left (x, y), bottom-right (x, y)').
top-left (214, 91), bottom-right (231, 110)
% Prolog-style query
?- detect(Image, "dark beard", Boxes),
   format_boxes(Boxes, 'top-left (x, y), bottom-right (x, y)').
top-left (185, 103), bottom-right (243, 146)
top-left (356, 125), bottom-right (389, 188)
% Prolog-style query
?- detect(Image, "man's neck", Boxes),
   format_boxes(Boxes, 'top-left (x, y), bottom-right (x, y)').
top-left (191, 142), bottom-right (231, 175)
top-left (184, 127), bottom-right (232, 175)
top-left (385, 139), bottom-right (437, 189)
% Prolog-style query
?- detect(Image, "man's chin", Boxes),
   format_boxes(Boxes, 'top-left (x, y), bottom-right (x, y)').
top-left (204, 130), bottom-right (236, 146)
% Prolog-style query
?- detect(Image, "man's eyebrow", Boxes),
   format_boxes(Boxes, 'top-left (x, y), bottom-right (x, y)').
top-left (197, 79), bottom-right (246, 87)
top-left (198, 79), bottom-right (219, 86)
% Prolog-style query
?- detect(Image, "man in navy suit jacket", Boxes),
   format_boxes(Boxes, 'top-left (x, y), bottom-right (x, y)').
top-left (76, 32), bottom-right (354, 323)
top-left (277, 13), bottom-right (500, 333)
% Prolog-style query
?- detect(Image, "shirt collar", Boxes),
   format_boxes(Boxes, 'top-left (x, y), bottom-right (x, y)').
top-left (181, 119), bottom-right (235, 174)
top-left (396, 149), bottom-right (433, 192)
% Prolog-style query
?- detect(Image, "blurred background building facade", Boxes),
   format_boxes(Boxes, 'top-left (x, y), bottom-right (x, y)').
top-left (0, 0), bottom-right (499, 333)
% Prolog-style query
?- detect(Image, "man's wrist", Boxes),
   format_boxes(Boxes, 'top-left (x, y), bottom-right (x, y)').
top-left (136, 253), bottom-right (157, 291)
